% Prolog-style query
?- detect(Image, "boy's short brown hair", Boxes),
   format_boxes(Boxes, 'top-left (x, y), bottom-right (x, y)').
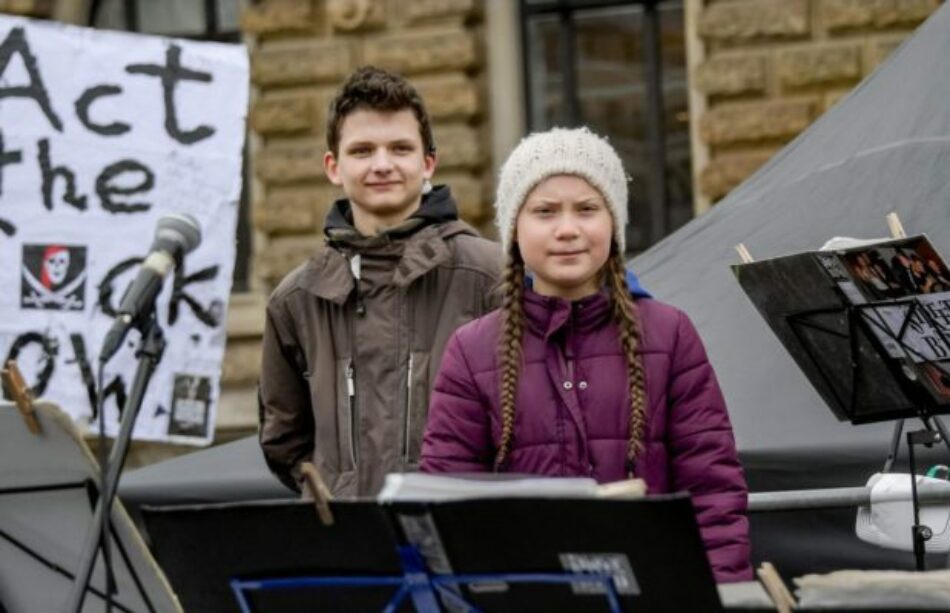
top-left (326, 66), bottom-right (435, 156)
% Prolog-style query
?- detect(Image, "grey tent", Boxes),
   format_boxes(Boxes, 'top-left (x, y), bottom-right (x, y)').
top-left (121, 2), bottom-right (950, 578)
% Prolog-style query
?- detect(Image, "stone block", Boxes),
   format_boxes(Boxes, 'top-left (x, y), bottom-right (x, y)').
top-left (221, 339), bottom-right (263, 387)
top-left (255, 183), bottom-right (342, 234)
top-left (257, 234), bottom-right (322, 284)
top-left (327, 0), bottom-right (386, 32)
top-left (865, 34), bottom-right (908, 73)
top-left (700, 98), bottom-right (817, 145)
top-left (413, 74), bottom-right (481, 119)
top-left (216, 388), bottom-right (258, 431)
top-left (252, 40), bottom-right (354, 86)
top-left (821, 0), bottom-right (939, 32)
top-left (241, 0), bottom-right (315, 34)
top-left (226, 293), bottom-right (267, 339)
top-left (437, 172), bottom-right (484, 222)
top-left (251, 92), bottom-right (321, 135)
top-left (700, 149), bottom-right (778, 200)
top-left (1, 0), bottom-right (49, 15)
top-left (432, 123), bottom-right (484, 169)
top-left (406, 0), bottom-right (480, 23)
top-left (699, 0), bottom-right (809, 42)
top-left (256, 140), bottom-right (326, 184)
top-left (694, 52), bottom-right (768, 96)
top-left (823, 89), bottom-right (852, 111)
top-left (778, 43), bottom-right (862, 89)
top-left (363, 27), bottom-right (480, 74)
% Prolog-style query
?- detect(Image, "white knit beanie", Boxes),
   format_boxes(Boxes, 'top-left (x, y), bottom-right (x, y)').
top-left (495, 126), bottom-right (629, 256)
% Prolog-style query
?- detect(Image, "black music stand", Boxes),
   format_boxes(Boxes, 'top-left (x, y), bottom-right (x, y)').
top-left (142, 494), bottom-right (723, 612)
top-left (735, 244), bottom-right (950, 570)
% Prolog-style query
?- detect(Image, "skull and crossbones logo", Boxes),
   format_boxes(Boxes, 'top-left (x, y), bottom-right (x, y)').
top-left (21, 244), bottom-right (87, 311)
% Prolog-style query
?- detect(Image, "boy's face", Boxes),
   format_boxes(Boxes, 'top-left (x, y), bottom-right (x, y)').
top-left (324, 108), bottom-right (435, 233)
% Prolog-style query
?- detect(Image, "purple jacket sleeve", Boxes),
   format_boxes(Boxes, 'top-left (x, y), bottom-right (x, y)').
top-left (421, 329), bottom-right (495, 473)
top-left (666, 311), bottom-right (753, 583)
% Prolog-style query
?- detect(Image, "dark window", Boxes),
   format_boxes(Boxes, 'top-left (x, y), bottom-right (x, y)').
top-left (88, 0), bottom-right (252, 291)
top-left (520, 0), bottom-right (692, 255)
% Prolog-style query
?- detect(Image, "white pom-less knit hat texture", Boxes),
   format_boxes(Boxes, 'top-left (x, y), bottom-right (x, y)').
top-left (494, 127), bottom-right (629, 256)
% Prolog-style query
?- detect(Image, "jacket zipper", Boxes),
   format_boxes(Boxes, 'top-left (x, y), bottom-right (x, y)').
top-left (346, 254), bottom-right (361, 470)
top-left (403, 353), bottom-right (414, 462)
top-left (346, 360), bottom-right (358, 467)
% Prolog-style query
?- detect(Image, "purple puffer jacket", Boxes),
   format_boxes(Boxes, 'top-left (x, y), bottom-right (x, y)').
top-left (421, 288), bottom-right (752, 583)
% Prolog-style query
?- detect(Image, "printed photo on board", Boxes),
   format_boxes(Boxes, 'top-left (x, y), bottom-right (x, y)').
top-left (841, 236), bottom-right (950, 301)
top-left (168, 373), bottom-right (212, 438)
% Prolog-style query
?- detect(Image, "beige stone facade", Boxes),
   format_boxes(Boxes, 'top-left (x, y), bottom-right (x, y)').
top-left (687, 0), bottom-right (942, 207)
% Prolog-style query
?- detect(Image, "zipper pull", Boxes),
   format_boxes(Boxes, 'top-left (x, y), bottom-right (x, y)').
top-left (346, 362), bottom-right (355, 397)
top-left (350, 255), bottom-right (366, 316)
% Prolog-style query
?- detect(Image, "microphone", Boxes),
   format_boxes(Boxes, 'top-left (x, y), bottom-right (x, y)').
top-left (99, 213), bottom-right (202, 364)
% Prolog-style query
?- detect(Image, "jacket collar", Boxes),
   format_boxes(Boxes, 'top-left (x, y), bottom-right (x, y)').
top-left (523, 268), bottom-right (651, 298)
top-left (523, 288), bottom-right (613, 341)
top-left (323, 184), bottom-right (458, 245)
top-left (293, 219), bottom-right (477, 303)
top-left (522, 269), bottom-right (650, 341)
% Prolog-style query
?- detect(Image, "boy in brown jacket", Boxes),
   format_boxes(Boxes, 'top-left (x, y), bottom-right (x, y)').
top-left (258, 67), bottom-right (501, 497)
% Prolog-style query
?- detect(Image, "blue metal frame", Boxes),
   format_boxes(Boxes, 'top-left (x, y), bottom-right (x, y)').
top-left (230, 545), bottom-right (623, 613)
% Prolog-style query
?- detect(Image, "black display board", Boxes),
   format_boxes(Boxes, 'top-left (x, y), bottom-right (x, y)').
top-left (143, 494), bottom-right (722, 612)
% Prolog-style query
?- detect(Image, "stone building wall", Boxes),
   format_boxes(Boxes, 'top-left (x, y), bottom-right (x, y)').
top-left (689, 0), bottom-right (942, 205)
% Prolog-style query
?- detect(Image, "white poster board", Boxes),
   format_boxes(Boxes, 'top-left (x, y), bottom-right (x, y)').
top-left (0, 16), bottom-right (249, 445)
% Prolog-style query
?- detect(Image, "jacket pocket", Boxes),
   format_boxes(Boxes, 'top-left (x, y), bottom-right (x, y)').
top-left (402, 351), bottom-right (431, 467)
top-left (334, 358), bottom-right (358, 472)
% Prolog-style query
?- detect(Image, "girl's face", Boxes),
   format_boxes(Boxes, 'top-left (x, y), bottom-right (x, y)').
top-left (515, 174), bottom-right (614, 300)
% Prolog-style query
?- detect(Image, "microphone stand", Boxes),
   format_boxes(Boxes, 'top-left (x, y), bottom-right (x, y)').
top-left (66, 312), bottom-right (165, 612)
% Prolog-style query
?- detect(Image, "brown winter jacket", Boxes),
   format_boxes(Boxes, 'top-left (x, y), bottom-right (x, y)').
top-left (258, 186), bottom-right (502, 497)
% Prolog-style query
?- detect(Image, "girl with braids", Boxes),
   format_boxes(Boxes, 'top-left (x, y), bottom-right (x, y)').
top-left (421, 127), bottom-right (751, 583)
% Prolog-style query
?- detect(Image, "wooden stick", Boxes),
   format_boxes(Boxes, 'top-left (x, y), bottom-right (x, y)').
top-left (756, 562), bottom-right (795, 612)
top-left (735, 243), bottom-right (755, 264)
top-left (886, 212), bottom-right (907, 239)
top-left (1, 360), bottom-right (41, 435)
top-left (300, 462), bottom-right (335, 526)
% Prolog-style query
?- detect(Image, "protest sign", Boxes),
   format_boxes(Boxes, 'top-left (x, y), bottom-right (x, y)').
top-left (0, 15), bottom-right (249, 444)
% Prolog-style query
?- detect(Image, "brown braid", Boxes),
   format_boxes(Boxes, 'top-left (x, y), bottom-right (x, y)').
top-left (494, 248), bottom-right (525, 470)
top-left (606, 251), bottom-right (648, 474)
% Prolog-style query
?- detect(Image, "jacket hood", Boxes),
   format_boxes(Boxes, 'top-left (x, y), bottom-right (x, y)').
top-left (324, 184), bottom-right (459, 244)
top-left (292, 186), bottom-right (480, 303)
